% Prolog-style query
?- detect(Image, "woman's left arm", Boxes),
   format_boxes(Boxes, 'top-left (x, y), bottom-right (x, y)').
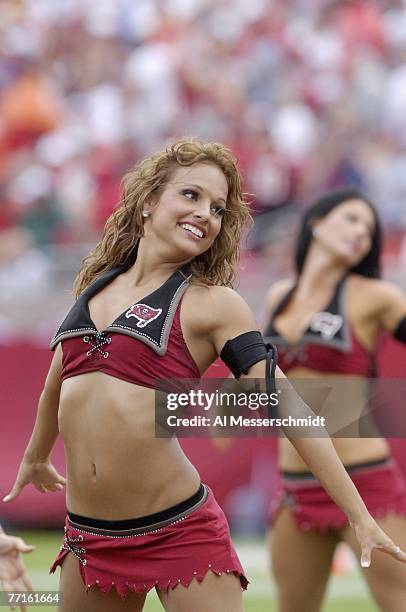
top-left (272, 368), bottom-right (406, 567)
top-left (374, 280), bottom-right (406, 340)
top-left (210, 286), bottom-right (406, 567)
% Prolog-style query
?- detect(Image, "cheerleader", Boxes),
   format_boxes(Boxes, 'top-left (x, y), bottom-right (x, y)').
top-left (265, 188), bottom-right (406, 612)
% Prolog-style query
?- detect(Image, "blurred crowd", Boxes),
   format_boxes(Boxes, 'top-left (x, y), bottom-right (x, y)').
top-left (1, 0), bottom-right (406, 330)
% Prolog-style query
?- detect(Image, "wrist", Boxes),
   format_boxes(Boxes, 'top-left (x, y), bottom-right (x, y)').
top-left (347, 506), bottom-right (374, 527)
top-left (23, 449), bottom-right (50, 464)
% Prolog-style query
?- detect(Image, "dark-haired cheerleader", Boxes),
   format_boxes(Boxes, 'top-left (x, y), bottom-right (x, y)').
top-left (265, 188), bottom-right (406, 612)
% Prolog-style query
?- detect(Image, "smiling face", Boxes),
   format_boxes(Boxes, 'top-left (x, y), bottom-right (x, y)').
top-left (144, 162), bottom-right (229, 261)
top-left (312, 199), bottom-right (376, 267)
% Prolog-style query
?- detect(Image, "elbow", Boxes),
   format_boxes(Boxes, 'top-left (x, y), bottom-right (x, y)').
top-left (41, 382), bottom-right (61, 404)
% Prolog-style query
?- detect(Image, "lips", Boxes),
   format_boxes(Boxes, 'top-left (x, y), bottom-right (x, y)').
top-left (346, 240), bottom-right (362, 252)
top-left (178, 223), bottom-right (206, 240)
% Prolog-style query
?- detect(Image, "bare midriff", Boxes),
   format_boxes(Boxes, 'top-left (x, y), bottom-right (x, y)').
top-left (58, 372), bottom-right (200, 520)
top-left (279, 366), bottom-right (390, 472)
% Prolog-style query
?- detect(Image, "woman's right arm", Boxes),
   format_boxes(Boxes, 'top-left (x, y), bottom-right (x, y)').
top-left (3, 345), bottom-right (66, 502)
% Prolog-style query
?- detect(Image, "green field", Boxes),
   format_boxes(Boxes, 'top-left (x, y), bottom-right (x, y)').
top-left (11, 531), bottom-right (378, 611)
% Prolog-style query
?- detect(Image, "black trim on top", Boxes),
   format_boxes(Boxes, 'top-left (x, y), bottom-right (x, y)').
top-left (264, 275), bottom-right (351, 352)
top-left (50, 261), bottom-right (193, 354)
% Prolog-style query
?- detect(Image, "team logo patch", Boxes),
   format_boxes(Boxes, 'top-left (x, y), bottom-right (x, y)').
top-left (125, 303), bottom-right (162, 328)
top-left (310, 312), bottom-right (343, 341)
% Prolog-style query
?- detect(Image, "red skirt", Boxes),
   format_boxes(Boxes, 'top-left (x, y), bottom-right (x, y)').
top-left (50, 485), bottom-right (248, 599)
top-left (269, 458), bottom-right (406, 532)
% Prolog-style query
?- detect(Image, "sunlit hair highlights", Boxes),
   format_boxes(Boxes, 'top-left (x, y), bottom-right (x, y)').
top-left (74, 138), bottom-right (251, 296)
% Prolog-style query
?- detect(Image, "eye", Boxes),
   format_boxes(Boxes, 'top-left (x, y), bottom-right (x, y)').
top-left (181, 189), bottom-right (198, 200)
top-left (345, 212), bottom-right (374, 235)
top-left (211, 205), bottom-right (226, 217)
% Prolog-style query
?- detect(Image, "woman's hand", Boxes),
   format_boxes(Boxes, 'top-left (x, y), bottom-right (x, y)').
top-left (350, 514), bottom-right (406, 567)
top-left (0, 532), bottom-right (34, 612)
top-left (3, 460), bottom-right (66, 502)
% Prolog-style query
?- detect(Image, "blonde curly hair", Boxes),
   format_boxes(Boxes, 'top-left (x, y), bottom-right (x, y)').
top-left (74, 138), bottom-right (252, 296)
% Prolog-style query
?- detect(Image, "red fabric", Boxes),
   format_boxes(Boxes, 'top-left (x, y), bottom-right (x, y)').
top-left (276, 328), bottom-right (374, 376)
top-left (50, 487), bottom-right (247, 598)
top-left (60, 297), bottom-right (200, 388)
top-left (269, 460), bottom-right (406, 532)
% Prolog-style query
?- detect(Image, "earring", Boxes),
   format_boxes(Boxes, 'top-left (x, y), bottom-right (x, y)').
top-left (312, 227), bottom-right (320, 238)
top-left (142, 210), bottom-right (150, 218)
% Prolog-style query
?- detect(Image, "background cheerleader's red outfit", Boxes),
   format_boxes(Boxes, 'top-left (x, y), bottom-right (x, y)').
top-left (265, 276), bottom-right (406, 531)
top-left (268, 458), bottom-right (406, 532)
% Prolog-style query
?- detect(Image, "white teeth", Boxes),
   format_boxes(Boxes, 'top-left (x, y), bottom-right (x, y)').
top-left (180, 223), bottom-right (204, 238)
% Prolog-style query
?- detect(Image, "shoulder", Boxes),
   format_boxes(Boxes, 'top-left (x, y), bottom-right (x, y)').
top-left (265, 278), bottom-right (294, 314)
top-left (184, 283), bottom-right (255, 332)
top-left (348, 275), bottom-right (406, 310)
top-left (348, 274), bottom-right (406, 332)
top-left (187, 285), bottom-right (251, 321)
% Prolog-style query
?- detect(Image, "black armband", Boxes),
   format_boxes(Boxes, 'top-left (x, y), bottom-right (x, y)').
top-left (220, 331), bottom-right (278, 418)
top-left (220, 331), bottom-right (267, 378)
top-left (394, 317), bottom-right (406, 344)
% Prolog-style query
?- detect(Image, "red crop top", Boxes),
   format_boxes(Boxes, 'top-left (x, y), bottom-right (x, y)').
top-left (264, 277), bottom-right (375, 377)
top-left (50, 260), bottom-right (201, 389)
